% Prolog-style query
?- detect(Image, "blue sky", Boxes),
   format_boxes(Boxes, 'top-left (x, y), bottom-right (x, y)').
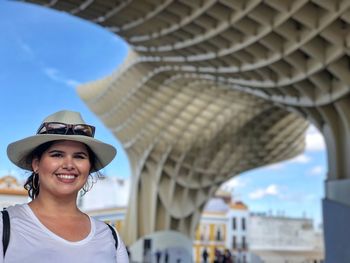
top-left (1, 1), bottom-right (327, 227)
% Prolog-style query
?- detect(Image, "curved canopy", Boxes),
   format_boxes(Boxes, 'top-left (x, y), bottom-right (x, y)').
top-left (23, 0), bottom-right (350, 245)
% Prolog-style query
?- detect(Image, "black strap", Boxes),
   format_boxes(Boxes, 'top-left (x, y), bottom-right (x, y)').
top-left (1, 210), bottom-right (10, 258)
top-left (106, 223), bottom-right (119, 250)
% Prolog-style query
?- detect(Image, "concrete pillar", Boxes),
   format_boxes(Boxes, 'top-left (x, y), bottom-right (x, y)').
top-left (323, 179), bottom-right (350, 262)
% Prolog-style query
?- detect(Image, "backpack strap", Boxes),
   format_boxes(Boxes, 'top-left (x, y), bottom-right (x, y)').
top-left (1, 210), bottom-right (10, 258)
top-left (106, 223), bottom-right (119, 250)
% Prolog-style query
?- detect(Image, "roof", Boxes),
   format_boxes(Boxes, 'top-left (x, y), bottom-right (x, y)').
top-left (203, 198), bottom-right (229, 213)
top-left (230, 201), bottom-right (248, 210)
top-left (0, 175), bottom-right (27, 196)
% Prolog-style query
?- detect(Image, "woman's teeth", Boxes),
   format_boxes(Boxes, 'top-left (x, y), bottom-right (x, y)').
top-left (57, 174), bottom-right (75, 179)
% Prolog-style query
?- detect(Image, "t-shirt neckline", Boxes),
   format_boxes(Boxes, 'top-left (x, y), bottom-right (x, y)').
top-left (23, 203), bottom-right (95, 246)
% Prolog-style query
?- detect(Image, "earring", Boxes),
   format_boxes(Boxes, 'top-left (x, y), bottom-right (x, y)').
top-left (32, 172), bottom-right (38, 190)
top-left (81, 174), bottom-right (94, 196)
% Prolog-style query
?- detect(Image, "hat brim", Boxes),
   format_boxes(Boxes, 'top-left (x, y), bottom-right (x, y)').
top-left (7, 134), bottom-right (117, 172)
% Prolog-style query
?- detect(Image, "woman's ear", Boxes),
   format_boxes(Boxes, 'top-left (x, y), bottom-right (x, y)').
top-left (32, 157), bottom-right (39, 173)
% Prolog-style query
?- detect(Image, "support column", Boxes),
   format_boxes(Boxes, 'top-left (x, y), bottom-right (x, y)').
top-left (323, 178), bottom-right (350, 262)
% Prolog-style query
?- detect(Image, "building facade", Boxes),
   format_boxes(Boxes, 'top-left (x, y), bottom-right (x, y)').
top-left (249, 213), bottom-right (324, 263)
top-left (0, 175), bottom-right (28, 209)
top-left (193, 195), bottom-right (250, 263)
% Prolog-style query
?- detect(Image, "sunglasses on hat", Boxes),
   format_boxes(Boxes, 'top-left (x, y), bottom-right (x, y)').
top-left (37, 122), bottom-right (95, 137)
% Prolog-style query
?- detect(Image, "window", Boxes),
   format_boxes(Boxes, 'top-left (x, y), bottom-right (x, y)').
top-left (232, 217), bottom-right (236, 230)
top-left (242, 218), bottom-right (246, 230)
top-left (232, 236), bottom-right (236, 249)
top-left (201, 225), bottom-right (208, 241)
top-left (216, 228), bottom-right (221, 241)
top-left (242, 236), bottom-right (246, 249)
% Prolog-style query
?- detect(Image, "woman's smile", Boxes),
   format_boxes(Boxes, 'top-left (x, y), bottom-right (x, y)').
top-left (55, 173), bottom-right (78, 183)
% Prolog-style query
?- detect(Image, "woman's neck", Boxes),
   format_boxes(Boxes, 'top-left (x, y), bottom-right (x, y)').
top-left (28, 193), bottom-right (81, 217)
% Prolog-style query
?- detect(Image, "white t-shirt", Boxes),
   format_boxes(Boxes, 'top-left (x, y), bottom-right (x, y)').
top-left (0, 204), bottom-right (129, 263)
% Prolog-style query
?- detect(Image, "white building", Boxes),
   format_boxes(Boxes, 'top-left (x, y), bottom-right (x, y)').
top-left (78, 176), bottom-right (130, 211)
top-left (249, 213), bottom-right (324, 263)
top-left (227, 201), bottom-right (250, 263)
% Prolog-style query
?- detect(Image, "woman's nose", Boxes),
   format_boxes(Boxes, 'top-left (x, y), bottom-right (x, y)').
top-left (62, 157), bottom-right (75, 169)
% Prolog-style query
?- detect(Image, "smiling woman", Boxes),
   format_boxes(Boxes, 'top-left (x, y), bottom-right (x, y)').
top-left (2, 110), bottom-right (129, 262)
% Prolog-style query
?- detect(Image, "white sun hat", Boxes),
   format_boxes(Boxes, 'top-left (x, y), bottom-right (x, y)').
top-left (7, 110), bottom-right (116, 172)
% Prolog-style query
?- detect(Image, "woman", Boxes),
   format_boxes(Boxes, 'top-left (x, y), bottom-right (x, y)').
top-left (3, 110), bottom-right (129, 262)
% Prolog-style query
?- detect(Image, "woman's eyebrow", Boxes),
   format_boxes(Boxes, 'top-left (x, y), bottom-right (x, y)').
top-left (47, 150), bottom-right (88, 156)
top-left (74, 151), bottom-right (89, 156)
top-left (47, 149), bottom-right (64, 154)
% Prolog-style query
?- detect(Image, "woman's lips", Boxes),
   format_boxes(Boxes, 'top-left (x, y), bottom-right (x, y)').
top-left (56, 174), bottom-right (77, 183)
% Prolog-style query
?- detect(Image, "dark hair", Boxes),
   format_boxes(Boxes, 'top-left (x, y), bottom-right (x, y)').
top-left (24, 140), bottom-right (100, 199)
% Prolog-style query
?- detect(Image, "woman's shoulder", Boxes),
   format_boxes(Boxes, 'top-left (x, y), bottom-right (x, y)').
top-left (90, 217), bottom-right (108, 229)
top-left (3, 203), bottom-right (28, 218)
top-left (91, 218), bottom-right (118, 235)
top-left (90, 218), bottom-right (122, 244)
top-left (0, 203), bottom-right (28, 229)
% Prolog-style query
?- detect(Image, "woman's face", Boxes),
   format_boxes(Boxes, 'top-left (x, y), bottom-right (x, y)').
top-left (32, 140), bottom-right (91, 198)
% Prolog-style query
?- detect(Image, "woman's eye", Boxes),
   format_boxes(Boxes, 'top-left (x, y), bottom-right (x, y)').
top-left (50, 153), bottom-right (63, 158)
top-left (75, 155), bottom-right (87, 159)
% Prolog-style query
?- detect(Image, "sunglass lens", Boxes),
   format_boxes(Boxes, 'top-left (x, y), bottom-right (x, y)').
top-left (73, 125), bottom-right (94, 136)
top-left (46, 123), bottom-right (67, 135)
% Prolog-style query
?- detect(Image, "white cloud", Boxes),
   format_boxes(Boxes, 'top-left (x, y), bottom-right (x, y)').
top-left (264, 153), bottom-right (311, 171)
top-left (65, 79), bottom-right (81, 87)
top-left (305, 125), bottom-right (326, 152)
top-left (11, 32), bottom-right (35, 58)
top-left (11, 35), bottom-right (79, 89)
top-left (43, 67), bottom-right (59, 79)
top-left (308, 165), bottom-right (325, 176)
top-left (264, 162), bottom-right (284, 170)
top-left (17, 40), bottom-right (34, 57)
top-left (220, 177), bottom-right (248, 193)
top-left (287, 154), bottom-right (311, 164)
top-left (249, 184), bottom-right (279, 200)
top-left (43, 67), bottom-right (81, 88)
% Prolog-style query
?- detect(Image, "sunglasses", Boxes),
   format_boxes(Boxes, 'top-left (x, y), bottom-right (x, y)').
top-left (37, 122), bottom-right (95, 137)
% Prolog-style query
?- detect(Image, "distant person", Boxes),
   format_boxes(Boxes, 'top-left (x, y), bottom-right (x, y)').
top-left (3, 110), bottom-right (129, 262)
top-left (164, 249), bottom-right (169, 263)
top-left (223, 249), bottom-right (232, 263)
top-left (214, 248), bottom-right (222, 263)
top-left (202, 248), bottom-right (209, 263)
top-left (155, 249), bottom-right (162, 263)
